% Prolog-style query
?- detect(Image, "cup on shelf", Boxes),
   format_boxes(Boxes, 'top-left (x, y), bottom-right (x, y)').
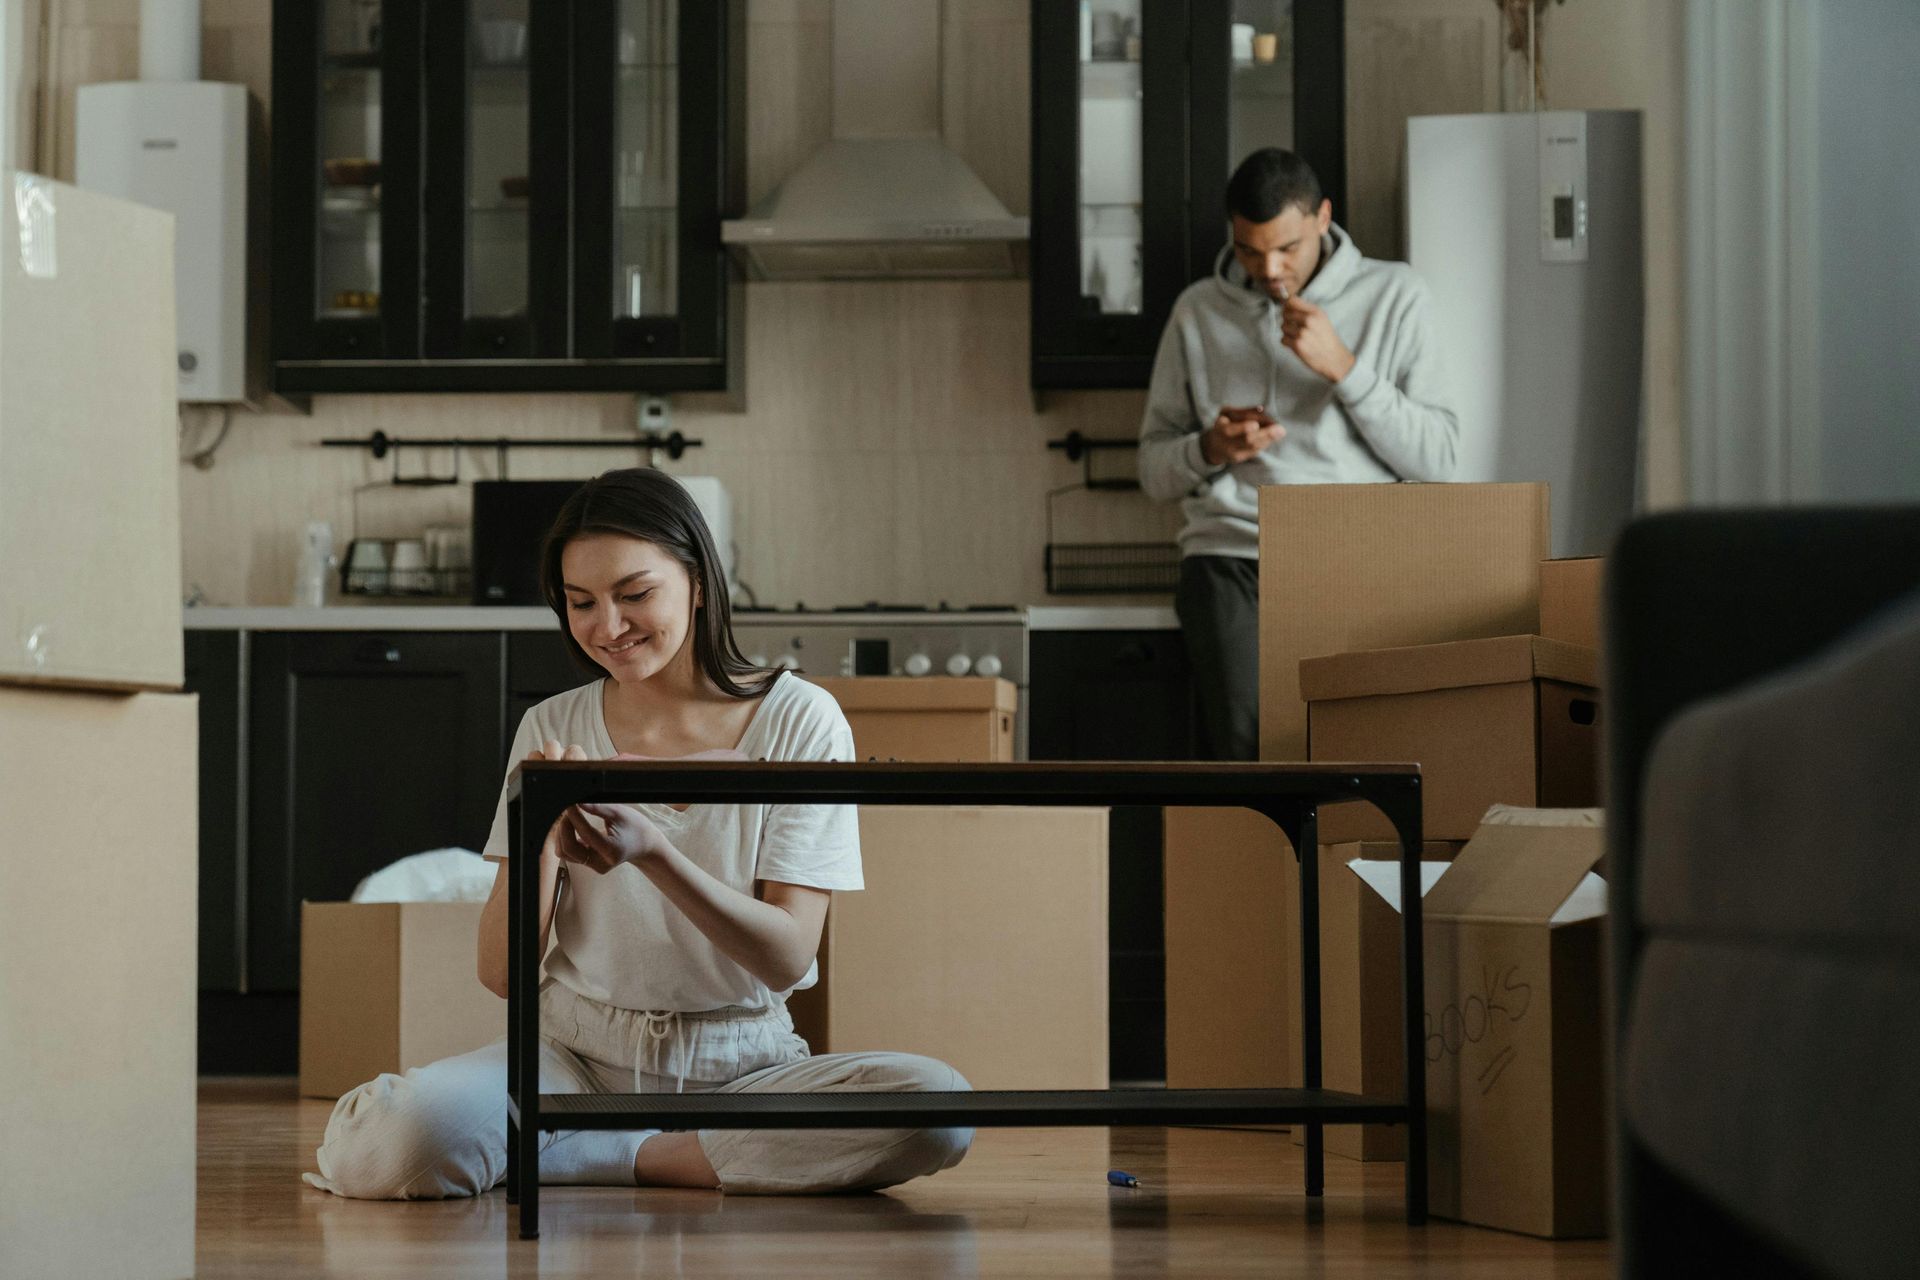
top-left (345, 538), bottom-right (390, 594)
top-left (1252, 32), bottom-right (1279, 65)
top-left (389, 539), bottom-right (432, 594)
top-left (1231, 22), bottom-right (1255, 65)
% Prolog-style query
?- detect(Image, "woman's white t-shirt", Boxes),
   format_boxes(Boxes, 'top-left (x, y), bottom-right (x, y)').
top-left (481, 672), bottom-right (862, 1013)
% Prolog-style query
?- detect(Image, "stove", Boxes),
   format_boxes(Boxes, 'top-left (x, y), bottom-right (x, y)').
top-left (728, 603), bottom-right (1028, 685)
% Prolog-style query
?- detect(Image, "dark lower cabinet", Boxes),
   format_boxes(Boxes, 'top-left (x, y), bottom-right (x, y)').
top-left (245, 631), bottom-right (506, 994)
top-left (506, 631), bottom-right (599, 765)
top-left (185, 630), bottom-right (245, 995)
top-left (1028, 629), bottom-right (1197, 1085)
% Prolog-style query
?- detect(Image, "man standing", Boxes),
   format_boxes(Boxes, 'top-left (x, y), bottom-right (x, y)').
top-left (1139, 148), bottom-right (1458, 761)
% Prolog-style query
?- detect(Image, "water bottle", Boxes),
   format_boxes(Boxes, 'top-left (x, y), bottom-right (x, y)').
top-left (293, 520), bottom-right (337, 608)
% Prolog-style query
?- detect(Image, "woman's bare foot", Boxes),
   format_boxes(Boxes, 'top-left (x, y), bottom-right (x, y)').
top-left (633, 1132), bottom-right (721, 1189)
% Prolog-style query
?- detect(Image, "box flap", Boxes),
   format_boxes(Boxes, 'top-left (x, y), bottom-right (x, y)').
top-left (1348, 860), bottom-right (1454, 912)
top-left (1424, 818), bottom-right (1606, 924)
top-left (1299, 636), bottom-right (1597, 704)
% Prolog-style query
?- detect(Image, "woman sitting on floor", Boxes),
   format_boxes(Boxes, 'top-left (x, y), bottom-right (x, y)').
top-left (305, 467), bottom-right (972, 1198)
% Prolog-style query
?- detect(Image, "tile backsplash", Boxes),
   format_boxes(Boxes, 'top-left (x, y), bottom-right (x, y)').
top-left (177, 280), bottom-right (1179, 608)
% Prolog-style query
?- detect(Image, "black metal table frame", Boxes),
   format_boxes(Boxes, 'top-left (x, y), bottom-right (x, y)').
top-left (504, 760), bottom-right (1425, 1240)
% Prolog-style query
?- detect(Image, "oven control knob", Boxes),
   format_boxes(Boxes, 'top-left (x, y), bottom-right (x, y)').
top-left (747, 654), bottom-right (768, 668)
top-left (974, 653), bottom-right (1003, 678)
top-left (775, 654), bottom-right (802, 671)
top-left (945, 652), bottom-right (973, 676)
top-left (903, 651), bottom-right (933, 677)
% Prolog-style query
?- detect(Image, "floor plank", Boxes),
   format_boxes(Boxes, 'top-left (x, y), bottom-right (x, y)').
top-left (197, 1078), bottom-right (1612, 1278)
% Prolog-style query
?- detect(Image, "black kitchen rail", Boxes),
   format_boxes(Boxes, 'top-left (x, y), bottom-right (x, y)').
top-left (504, 759), bottom-right (1426, 1240)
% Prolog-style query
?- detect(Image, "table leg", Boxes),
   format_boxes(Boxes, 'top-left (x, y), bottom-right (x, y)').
top-left (1276, 803), bottom-right (1324, 1199)
top-left (506, 796), bottom-right (521, 1206)
top-left (1393, 785), bottom-right (1428, 1226)
top-left (513, 789), bottom-right (541, 1239)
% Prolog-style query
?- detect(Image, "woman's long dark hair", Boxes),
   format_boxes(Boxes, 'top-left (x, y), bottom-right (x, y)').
top-left (539, 468), bottom-right (777, 699)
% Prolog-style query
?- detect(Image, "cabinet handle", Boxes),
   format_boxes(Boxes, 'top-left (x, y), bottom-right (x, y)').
top-left (492, 333), bottom-right (508, 349)
top-left (354, 639), bottom-right (402, 664)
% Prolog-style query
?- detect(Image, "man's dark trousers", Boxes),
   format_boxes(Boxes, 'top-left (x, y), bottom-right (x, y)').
top-left (1176, 554), bottom-right (1259, 761)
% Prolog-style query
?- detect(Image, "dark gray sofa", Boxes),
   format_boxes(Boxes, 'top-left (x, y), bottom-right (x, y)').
top-left (1606, 507), bottom-right (1920, 1278)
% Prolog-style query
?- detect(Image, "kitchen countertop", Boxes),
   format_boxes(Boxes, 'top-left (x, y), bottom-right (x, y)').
top-left (183, 604), bottom-right (1182, 631)
top-left (183, 605), bottom-right (558, 630)
top-left (1024, 606), bottom-right (1178, 631)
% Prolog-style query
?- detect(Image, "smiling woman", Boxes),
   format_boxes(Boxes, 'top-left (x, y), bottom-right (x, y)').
top-left (302, 468), bottom-right (975, 1204)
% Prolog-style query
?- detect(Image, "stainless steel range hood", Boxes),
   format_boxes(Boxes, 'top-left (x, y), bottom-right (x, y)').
top-left (721, 0), bottom-right (1029, 281)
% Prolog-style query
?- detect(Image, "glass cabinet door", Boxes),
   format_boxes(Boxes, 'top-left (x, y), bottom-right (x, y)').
top-left (1189, 0), bottom-right (1345, 280)
top-left (422, 0), bottom-right (569, 359)
top-left (572, 0), bottom-right (733, 369)
top-left (1032, 0), bottom-right (1189, 389)
top-left (273, 0), bottom-right (421, 364)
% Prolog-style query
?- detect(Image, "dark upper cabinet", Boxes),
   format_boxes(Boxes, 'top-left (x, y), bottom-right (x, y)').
top-left (1030, 0), bottom-right (1345, 390)
top-left (245, 631), bottom-right (506, 991)
top-left (272, 0), bottom-right (744, 394)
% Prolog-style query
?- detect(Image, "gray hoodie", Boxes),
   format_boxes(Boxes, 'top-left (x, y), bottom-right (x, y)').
top-left (1137, 224), bottom-right (1458, 559)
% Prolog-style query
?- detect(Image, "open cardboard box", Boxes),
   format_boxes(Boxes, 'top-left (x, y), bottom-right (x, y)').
top-left (1423, 806), bottom-right (1609, 1238)
top-left (299, 901), bottom-right (505, 1099)
top-left (1288, 840), bottom-right (1463, 1160)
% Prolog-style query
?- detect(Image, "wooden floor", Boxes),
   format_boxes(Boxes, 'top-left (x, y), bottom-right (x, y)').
top-left (199, 1078), bottom-right (1612, 1278)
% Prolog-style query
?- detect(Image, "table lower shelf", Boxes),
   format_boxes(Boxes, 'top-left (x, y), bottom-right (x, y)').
top-left (511, 1087), bottom-right (1411, 1131)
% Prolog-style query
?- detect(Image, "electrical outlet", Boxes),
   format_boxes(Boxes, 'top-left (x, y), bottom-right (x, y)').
top-left (637, 395), bottom-right (670, 434)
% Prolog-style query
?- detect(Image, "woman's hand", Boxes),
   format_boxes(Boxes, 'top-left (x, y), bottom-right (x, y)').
top-left (557, 802), bottom-right (669, 874)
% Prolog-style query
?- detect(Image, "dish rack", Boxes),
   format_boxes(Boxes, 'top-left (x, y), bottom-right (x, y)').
top-left (1044, 541), bottom-right (1181, 594)
top-left (1043, 431), bottom-right (1179, 594)
top-left (340, 538), bottom-right (471, 599)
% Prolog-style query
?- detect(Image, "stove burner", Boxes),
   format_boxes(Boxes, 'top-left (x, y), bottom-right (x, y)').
top-left (833, 602), bottom-right (928, 613)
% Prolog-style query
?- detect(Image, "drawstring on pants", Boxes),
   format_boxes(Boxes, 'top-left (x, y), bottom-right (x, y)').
top-left (633, 1010), bottom-right (701, 1094)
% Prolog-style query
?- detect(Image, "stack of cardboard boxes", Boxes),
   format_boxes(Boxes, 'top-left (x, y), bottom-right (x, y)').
top-left (1165, 483), bottom-right (1611, 1238)
top-left (0, 175), bottom-right (197, 1279)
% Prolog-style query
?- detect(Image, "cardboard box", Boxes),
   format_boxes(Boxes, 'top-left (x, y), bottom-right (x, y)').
top-left (1287, 841), bottom-right (1464, 1160)
top-left (1540, 557), bottom-right (1605, 651)
top-left (1, 173), bottom-right (182, 693)
top-left (0, 686), bottom-right (196, 1280)
top-left (806, 677), bottom-right (1016, 761)
top-left (787, 807), bottom-right (1108, 1090)
top-left (1258, 483), bottom-right (1549, 761)
top-left (1303, 635), bottom-right (1601, 842)
top-left (1424, 808), bottom-right (1608, 1238)
top-left (299, 902), bottom-right (505, 1099)
top-left (1163, 806), bottom-right (1298, 1100)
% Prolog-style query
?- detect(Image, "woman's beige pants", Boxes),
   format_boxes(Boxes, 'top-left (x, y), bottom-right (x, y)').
top-left (305, 981), bottom-right (973, 1199)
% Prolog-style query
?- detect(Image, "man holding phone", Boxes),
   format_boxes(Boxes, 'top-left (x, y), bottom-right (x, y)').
top-left (1139, 148), bottom-right (1458, 760)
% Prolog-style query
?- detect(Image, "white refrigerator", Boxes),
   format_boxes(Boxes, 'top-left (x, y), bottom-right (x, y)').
top-left (1405, 110), bottom-right (1643, 558)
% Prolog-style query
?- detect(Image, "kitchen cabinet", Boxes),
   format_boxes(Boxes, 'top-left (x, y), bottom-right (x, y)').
top-left (1028, 627), bottom-right (1198, 1083)
top-left (1029, 0), bottom-right (1345, 389)
top-left (184, 630), bottom-right (246, 994)
top-left (271, 0), bottom-right (743, 394)
top-left (506, 630), bottom-right (598, 764)
top-left (245, 631), bottom-right (505, 992)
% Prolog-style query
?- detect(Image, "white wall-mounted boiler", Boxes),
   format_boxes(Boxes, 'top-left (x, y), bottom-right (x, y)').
top-left (76, 79), bottom-right (252, 404)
